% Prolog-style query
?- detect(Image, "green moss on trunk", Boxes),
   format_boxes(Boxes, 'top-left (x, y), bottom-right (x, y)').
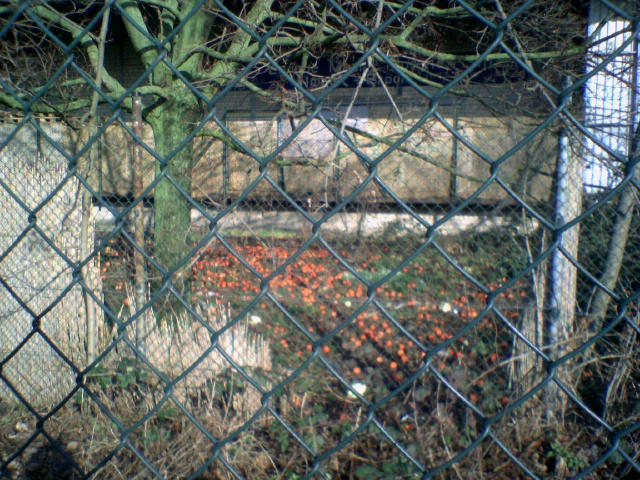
top-left (145, 97), bottom-right (202, 318)
top-left (149, 100), bottom-right (199, 273)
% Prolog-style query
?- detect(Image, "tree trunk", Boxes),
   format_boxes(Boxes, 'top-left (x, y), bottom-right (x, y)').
top-left (589, 169), bottom-right (639, 328)
top-left (589, 101), bottom-right (640, 329)
top-left (149, 100), bottom-right (200, 274)
top-left (545, 125), bottom-right (583, 423)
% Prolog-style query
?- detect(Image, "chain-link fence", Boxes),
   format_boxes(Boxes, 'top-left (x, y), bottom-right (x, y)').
top-left (0, 0), bottom-right (639, 478)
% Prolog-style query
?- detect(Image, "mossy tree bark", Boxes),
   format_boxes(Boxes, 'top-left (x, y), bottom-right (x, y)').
top-left (147, 98), bottom-right (200, 273)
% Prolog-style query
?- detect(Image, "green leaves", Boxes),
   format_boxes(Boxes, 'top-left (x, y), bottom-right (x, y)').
top-left (355, 465), bottom-right (383, 478)
top-left (355, 456), bottom-right (415, 479)
top-left (547, 441), bottom-right (588, 472)
top-left (268, 422), bottom-right (291, 453)
top-left (86, 357), bottom-right (151, 391)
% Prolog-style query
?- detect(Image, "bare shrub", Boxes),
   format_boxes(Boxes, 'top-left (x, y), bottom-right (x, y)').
top-left (121, 288), bottom-right (271, 417)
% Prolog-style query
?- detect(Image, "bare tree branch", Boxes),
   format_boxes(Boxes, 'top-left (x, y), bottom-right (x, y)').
top-left (116, 0), bottom-right (160, 71)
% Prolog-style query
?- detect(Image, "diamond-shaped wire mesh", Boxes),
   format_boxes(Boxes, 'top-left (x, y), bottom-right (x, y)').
top-left (1, 0), bottom-right (639, 478)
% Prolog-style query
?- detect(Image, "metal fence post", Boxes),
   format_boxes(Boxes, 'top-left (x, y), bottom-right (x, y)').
top-left (133, 91), bottom-right (146, 354)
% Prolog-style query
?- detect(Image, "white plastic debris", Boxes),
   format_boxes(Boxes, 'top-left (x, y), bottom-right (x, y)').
top-left (347, 382), bottom-right (367, 398)
top-left (249, 315), bottom-right (262, 324)
top-left (438, 302), bottom-right (452, 313)
top-left (14, 422), bottom-right (29, 433)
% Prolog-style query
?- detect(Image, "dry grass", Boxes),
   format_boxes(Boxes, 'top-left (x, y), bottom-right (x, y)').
top-left (0, 288), bottom-right (276, 479)
top-left (1, 315), bottom-right (637, 479)
top-left (124, 289), bottom-right (271, 411)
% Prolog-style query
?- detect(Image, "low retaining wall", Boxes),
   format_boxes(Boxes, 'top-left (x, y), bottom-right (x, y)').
top-left (94, 208), bottom-right (538, 237)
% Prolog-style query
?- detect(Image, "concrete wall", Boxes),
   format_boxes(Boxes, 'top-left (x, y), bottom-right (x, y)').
top-left (21, 107), bottom-right (554, 207)
top-left (0, 121), bottom-right (103, 405)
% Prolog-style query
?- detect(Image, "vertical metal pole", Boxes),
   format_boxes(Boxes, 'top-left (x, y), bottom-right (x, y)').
top-left (547, 76), bottom-right (580, 420)
top-left (98, 118), bottom-right (103, 207)
top-left (451, 107), bottom-right (459, 205)
top-left (36, 116), bottom-right (42, 166)
top-left (133, 92), bottom-right (146, 353)
top-left (83, 123), bottom-right (98, 364)
top-left (549, 77), bottom-right (573, 346)
top-left (83, 6), bottom-right (110, 364)
top-left (332, 112), bottom-right (342, 204)
top-left (278, 115), bottom-right (286, 192)
top-left (548, 127), bottom-right (569, 348)
top-left (223, 109), bottom-right (228, 202)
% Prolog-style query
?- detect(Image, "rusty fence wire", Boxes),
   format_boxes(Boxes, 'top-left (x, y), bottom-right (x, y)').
top-left (0, 0), bottom-right (640, 478)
